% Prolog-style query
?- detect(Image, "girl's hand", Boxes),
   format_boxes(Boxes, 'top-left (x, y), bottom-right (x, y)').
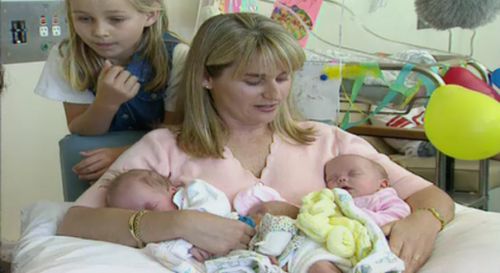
top-left (95, 60), bottom-right (140, 108)
top-left (72, 146), bottom-right (127, 181)
top-left (180, 210), bottom-right (255, 256)
top-left (383, 210), bottom-right (441, 273)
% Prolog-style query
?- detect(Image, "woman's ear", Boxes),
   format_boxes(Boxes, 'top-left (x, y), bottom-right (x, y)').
top-left (144, 10), bottom-right (160, 27)
top-left (202, 73), bottom-right (213, 90)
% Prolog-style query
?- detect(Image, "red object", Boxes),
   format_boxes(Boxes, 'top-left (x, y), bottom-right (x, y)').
top-left (443, 67), bottom-right (500, 102)
top-left (40, 15), bottom-right (47, 26)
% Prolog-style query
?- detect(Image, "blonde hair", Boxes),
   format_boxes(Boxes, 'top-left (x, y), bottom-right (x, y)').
top-left (176, 13), bottom-right (316, 158)
top-left (61, 0), bottom-right (170, 92)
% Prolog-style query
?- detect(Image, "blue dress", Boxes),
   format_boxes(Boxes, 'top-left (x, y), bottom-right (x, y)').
top-left (91, 33), bottom-right (179, 131)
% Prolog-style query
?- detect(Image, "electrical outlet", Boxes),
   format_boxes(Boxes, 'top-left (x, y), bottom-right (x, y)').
top-left (52, 25), bottom-right (61, 36)
top-left (39, 26), bottom-right (49, 37)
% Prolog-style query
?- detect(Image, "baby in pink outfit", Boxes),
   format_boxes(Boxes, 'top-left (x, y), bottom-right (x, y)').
top-left (233, 182), bottom-right (285, 216)
top-left (232, 155), bottom-right (410, 273)
top-left (235, 153), bottom-right (411, 230)
top-left (324, 154), bottom-right (411, 230)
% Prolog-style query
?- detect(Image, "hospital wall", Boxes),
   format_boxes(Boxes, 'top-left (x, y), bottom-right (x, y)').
top-left (1, 0), bottom-right (499, 244)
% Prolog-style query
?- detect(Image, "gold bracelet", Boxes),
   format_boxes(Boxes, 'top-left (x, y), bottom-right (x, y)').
top-left (128, 210), bottom-right (149, 248)
top-left (417, 208), bottom-right (446, 231)
top-left (134, 210), bottom-right (149, 247)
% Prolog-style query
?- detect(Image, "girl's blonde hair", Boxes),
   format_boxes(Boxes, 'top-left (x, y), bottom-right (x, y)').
top-left (61, 0), bottom-right (170, 92)
top-left (176, 13), bottom-right (316, 158)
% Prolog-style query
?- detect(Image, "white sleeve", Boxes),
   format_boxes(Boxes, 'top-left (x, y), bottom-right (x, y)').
top-left (164, 43), bottom-right (189, 112)
top-left (34, 45), bottom-right (95, 104)
top-left (173, 179), bottom-right (232, 217)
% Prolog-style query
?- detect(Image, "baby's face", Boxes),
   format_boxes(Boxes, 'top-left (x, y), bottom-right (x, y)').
top-left (324, 156), bottom-right (387, 197)
top-left (124, 170), bottom-right (178, 211)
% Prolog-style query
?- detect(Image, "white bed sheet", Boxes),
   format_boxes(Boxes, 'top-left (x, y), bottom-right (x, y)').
top-left (12, 201), bottom-right (500, 273)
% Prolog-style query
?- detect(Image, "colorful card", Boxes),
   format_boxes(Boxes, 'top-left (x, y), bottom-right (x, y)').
top-left (223, 0), bottom-right (258, 13)
top-left (270, 0), bottom-right (324, 47)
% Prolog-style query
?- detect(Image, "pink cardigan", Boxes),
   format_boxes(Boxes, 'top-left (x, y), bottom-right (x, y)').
top-left (354, 187), bottom-right (412, 226)
top-left (77, 122), bottom-right (431, 208)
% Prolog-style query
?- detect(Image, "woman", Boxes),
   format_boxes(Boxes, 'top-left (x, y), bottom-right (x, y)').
top-left (58, 13), bottom-right (454, 273)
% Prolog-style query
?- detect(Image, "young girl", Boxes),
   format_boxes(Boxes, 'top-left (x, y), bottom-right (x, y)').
top-left (35, 0), bottom-right (188, 181)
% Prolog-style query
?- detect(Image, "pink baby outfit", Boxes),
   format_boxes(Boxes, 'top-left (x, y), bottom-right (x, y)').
top-left (354, 187), bottom-right (411, 227)
top-left (76, 122), bottom-right (431, 209)
top-left (233, 183), bottom-right (285, 216)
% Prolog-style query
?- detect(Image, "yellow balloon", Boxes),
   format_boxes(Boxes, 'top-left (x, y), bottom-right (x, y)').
top-left (424, 85), bottom-right (500, 160)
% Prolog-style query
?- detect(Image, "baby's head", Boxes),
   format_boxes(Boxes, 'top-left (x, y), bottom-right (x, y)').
top-left (106, 169), bottom-right (177, 211)
top-left (324, 155), bottom-right (389, 197)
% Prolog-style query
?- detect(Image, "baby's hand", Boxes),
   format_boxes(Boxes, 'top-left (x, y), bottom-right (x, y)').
top-left (269, 256), bottom-right (279, 265)
top-left (190, 246), bottom-right (212, 262)
top-left (248, 201), bottom-right (300, 225)
top-left (307, 261), bottom-right (342, 273)
top-left (95, 60), bottom-right (140, 108)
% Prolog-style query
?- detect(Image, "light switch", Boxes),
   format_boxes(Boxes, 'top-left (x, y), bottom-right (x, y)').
top-left (10, 20), bottom-right (27, 44)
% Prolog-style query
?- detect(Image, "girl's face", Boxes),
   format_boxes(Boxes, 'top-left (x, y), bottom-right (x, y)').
top-left (204, 56), bottom-right (292, 130)
top-left (69, 0), bottom-right (158, 65)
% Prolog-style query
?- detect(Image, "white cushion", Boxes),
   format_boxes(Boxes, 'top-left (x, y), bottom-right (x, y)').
top-left (12, 202), bottom-right (500, 273)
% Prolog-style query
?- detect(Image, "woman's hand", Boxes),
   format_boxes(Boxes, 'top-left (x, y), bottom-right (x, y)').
top-left (73, 146), bottom-right (127, 181)
top-left (383, 210), bottom-right (441, 273)
top-left (179, 210), bottom-right (255, 256)
top-left (95, 60), bottom-right (140, 108)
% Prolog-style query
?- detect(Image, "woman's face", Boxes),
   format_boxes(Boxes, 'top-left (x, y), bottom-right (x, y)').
top-left (205, 57), bottom-right (292, 129)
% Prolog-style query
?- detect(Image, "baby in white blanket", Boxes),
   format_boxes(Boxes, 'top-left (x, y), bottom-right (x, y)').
top-left (106, 169), bottom-right (235, 273)
top-left (107, 170), bottom-right (299, 273)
